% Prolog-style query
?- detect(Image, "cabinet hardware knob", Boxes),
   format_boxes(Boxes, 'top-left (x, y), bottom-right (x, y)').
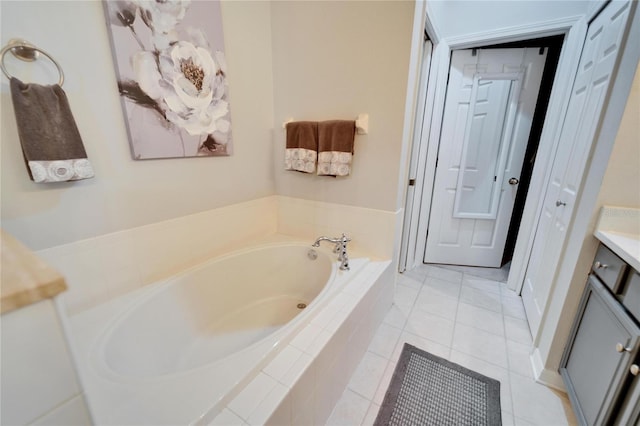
top-left (594, 261), bottom-right (608, 269)
top-left (509, 177), bottom-right (519, 185)
top-left (556, 200), bottom-right (567, 207)
top-left (616, 343), bottom-right (631, 353)
top-left (631, 365), bottom-right (639, 376)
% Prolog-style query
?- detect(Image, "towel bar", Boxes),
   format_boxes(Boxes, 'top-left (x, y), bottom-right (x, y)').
top-left (282, 114), bottom-right (369, 135)
top-left (0, 39), bottom-right (64, 86)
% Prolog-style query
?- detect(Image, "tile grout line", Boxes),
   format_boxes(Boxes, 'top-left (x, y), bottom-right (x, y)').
top-left (360, 401), bottom-right (374, 426)
top-left (446, 274), bottom-right (464, 356)
top-left (501, 284), bottom-right (517, 417)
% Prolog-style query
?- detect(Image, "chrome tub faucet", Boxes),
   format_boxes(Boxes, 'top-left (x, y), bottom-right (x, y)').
top-left (312, 234), bottom-right (351, 270)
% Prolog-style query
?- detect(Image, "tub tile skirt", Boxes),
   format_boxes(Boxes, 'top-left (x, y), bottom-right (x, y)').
top-left (213, 260), bottom-right (394, 425)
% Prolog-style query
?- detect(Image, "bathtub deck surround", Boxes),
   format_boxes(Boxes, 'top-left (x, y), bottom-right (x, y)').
top-left (37, 196), bottom-right (280, 316)
top-left (35, 195), bottom-right (399, 317)
top-left (68, 235), bottom-right (394, 425)
top-left (28, 196), bottom-right (400, 423)
top-left (276, 196), bottom-right (400, 261)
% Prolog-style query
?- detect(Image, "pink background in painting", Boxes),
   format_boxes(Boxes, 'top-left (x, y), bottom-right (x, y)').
top-left (105, 1), bottom-right (232, 159)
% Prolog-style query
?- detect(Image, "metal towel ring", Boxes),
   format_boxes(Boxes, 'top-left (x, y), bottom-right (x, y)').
top-left (0, 38), bottom-right (64, 86)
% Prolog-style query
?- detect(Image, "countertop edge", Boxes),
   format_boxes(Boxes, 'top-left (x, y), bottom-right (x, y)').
top-left (1, 230), bottom-right (68, 315)
top-left (594, 230), bottom-right (640, 272)
top-left (1, 279), bottom-right (68, 314)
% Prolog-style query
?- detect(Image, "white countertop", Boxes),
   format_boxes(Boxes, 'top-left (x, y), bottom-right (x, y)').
top-left (594, 207), bottom-right (640, 272)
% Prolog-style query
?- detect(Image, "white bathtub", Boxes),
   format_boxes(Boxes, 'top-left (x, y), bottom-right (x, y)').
top-left (103, 244), bottom-right (334, 378)
top-left (68, 240), bottom-right (377, 425)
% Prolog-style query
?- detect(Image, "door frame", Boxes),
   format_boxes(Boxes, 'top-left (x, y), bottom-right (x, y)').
top-left (398, 6), bottom-right (441, 272)
top-left (399, 38), bottom-right (433, 272)
top-left (404, 15), bottom-right (589, 280)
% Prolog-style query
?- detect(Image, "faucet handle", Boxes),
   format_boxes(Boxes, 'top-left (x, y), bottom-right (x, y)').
top-left (341, 233), bottom-right (351, 243)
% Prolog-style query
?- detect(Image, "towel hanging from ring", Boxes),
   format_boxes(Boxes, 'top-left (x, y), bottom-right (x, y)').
top-left (10, 77), bottom-right (94, 183)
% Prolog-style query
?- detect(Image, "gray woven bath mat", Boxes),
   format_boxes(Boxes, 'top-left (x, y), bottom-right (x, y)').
top-left (374, 343), bottom-right (501, 426)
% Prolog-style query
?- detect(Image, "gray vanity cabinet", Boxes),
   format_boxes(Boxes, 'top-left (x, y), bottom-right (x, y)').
top-left (560, 274), bottom-right (640, 425)
top-left (616, 374), bottom-right (640, 425)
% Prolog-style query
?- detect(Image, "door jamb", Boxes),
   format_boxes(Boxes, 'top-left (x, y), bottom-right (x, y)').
top-left (396, 0), bottom-right (438, 272)
top-left (399, 39), bottom-right (433, 272)
top-left (507, 19), bottom-right (589, 293)
top-left (394, 0), bottom-right (427, 271)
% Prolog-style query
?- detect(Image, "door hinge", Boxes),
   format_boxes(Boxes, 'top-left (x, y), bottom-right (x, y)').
top-left (409, 178), bottom-right (416, 186)
top-left (494, 175), bottom-right (497, 182)
top-left (435, 157), bottom-right (439, 168)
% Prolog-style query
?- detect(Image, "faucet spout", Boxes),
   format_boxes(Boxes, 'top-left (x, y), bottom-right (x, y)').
top-left (311, 234), bottom-right (351, 270)
top-left (312, 236), bottom-right (340, 247)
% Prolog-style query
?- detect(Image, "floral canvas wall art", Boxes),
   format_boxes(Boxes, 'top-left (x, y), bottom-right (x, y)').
top-left (104, 0), bottom-right (232, 159)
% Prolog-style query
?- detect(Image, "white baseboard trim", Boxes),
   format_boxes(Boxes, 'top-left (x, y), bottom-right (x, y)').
top-left (530, 348), bottom-right (566, 392)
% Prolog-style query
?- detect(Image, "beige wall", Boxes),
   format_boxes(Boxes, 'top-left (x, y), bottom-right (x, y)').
top-left (597, 63), bottom-right (640, 208)
top-left (271, 1), bottom-right (414, 212)
top-left (1, 1), bottom-right (416, 251)
top-left (0, 1), bottom-right (275, 250)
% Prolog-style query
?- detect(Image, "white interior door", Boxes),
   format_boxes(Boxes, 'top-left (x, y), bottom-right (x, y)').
top-left (522, 0), bottom-right (633, 337)
top-left (424, 48), bottom-right (546, 267)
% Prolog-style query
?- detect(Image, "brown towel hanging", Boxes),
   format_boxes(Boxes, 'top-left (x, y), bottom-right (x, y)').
top-left (317, 120), bottom-right (355, 176)
top-left (10, 77), bottom-right (94, 183)
top-left (285, 121), bottom-right (318, 174)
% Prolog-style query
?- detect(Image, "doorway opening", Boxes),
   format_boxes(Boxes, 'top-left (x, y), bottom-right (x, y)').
top-left (494, 36), bottom-right (564, 266)
top-left (423, 35), bottom-right (564, 270)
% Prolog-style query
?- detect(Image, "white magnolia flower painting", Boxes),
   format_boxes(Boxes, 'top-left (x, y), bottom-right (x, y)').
top-left (104, 0), bottom-right (232, 159)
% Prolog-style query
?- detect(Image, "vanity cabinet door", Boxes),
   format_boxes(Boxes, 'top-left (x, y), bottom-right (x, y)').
top-left (614, 371), bottom-right (640, 426)
top-left (560, 275), bottom-right (640, 426)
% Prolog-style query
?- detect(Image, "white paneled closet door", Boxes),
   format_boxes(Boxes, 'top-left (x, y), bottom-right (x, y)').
top-left (521, 0), bottom-right (633, 337)
top-left (424, 48), bottom-right (546, 267)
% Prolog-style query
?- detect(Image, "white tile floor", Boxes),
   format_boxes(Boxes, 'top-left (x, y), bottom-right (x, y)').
top-left (325, 264), bottom-right (577, 426)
